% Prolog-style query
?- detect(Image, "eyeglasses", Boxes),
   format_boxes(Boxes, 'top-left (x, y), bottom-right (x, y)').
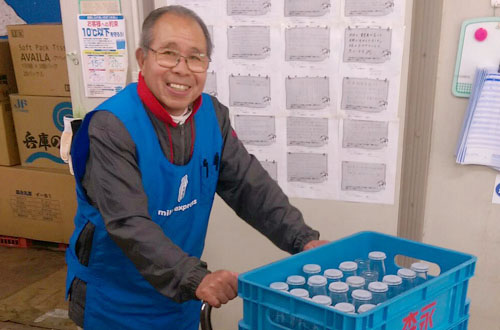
top-left (147, 47), bottom-right (210, 73)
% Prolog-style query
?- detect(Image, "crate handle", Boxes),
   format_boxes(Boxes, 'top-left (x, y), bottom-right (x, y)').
top-left (393, 254), bottom-right (441, 277)
top-left (200, 302), bottom-right (212, 330)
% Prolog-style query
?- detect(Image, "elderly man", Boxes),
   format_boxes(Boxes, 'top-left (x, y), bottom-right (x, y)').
top-left (66, 5), bottom-right (327, 329)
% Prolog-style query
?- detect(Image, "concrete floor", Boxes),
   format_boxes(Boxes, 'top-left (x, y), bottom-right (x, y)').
top-left (0, 246), bottom-right (76, 330)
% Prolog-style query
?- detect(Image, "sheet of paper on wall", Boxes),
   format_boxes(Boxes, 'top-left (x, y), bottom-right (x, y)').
top-left (227, 26), bottom-right (270, 60)
top-left (285, 26), bottom-right (330, 62)
top-left (78, 0), bottom-right (121, 14)
top-left (456, 67), bottom-right (500, 170)
top-left (287, 116), bottom-right (329, 148)
top-left (229, 75), bottom-right (271, 108)
top-left (341, 77), bottom-right (389, 113)
top-left (284, 0), bottom-right (331, 17)
top-left (234, 115), bottom-right (276, 146)
top-left (77, 15), bottom-right (128, 98)
top-left (227, 0), bottom-right (271, 16)
top-left (286, 76), bottom-right (330, 110)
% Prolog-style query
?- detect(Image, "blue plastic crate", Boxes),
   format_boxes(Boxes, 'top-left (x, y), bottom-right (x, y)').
top-left (238, 231), bottom-right (476, 330)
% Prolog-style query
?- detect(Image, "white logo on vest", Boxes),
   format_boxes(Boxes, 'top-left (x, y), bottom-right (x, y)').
top-left (178, 174), bottom-right (188, 202)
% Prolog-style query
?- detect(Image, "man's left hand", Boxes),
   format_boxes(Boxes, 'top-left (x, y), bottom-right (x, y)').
top-left (303, 240), bottom-right (330, 251)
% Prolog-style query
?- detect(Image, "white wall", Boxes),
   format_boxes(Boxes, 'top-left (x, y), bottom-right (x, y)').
top-left (201, 1), bottom-right (414, 326)
top-left (422, 1), bottom-right (500, 329)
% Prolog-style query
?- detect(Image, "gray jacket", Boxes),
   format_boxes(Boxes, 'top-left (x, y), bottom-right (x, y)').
top-left (68, 94), bottom-right (319, 326)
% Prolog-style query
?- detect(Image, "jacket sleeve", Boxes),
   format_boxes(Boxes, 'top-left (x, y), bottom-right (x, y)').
top-left (211, 97), bottom-right (320, 254)
top-left (83, 110), bottom-right (209, 302)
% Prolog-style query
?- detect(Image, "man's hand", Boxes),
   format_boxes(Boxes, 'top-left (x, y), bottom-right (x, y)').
top-left (303, 240), bottom-right (330, 251)
top-left (195, 270), bottom-right (238, 308)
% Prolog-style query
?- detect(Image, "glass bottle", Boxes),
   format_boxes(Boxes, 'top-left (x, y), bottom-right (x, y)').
top-left (312, 295), bottom-right (332, 307)
top-left (397, 268), bottom-right (417, 291)
top-left (339, 261), bottom-right (358, 278)
top-left (286, 275), bottom-right (306, 290)
top-left (323, 268), bottom-right (343, 286)
top-left (358, 304), bottom-right (376, 313)
top-left (307, 275), bottom-right (328, 297)
top-left (269, 281), bottom-right (289, 292)
top-left (351, 289), bottom-right (372, 312)
top-left (303, 264), bottom-right (321, 279)
top-left (367, 281), bottom-right (388, 305)
top-left (333, 302), bottom-right (355, 314)
top-left (411, 262), bottom-right (429, 285)
top-left (382, 275), bottom-right (403, 299)
top-left (368, 251), bottom-right (387, 281)
top-left (328, 281), bottom-right (349, 305)
top-left (269, 282), bottom-right (289, 326)
top-left (346, 276), bottom-right (365, 303)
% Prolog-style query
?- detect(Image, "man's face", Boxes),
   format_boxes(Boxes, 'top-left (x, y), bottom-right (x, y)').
top-left (137, 13), bottom-right (208, 116)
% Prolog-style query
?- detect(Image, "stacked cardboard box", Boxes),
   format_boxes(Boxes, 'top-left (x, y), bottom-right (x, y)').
top-left (7, 24), bottom-right (72, 171)
top-left (1, 24), bottom-right (76, 243)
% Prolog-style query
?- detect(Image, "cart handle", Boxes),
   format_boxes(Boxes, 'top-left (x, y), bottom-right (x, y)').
top-left (200, 301), bottom-right (213, 330)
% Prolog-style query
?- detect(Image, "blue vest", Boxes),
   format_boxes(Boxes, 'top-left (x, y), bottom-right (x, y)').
top-left (66, 84), bottom-right (222, 330)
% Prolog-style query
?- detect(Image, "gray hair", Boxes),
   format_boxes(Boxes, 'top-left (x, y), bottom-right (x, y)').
top-left (139, 5), bottom-right (213, 58)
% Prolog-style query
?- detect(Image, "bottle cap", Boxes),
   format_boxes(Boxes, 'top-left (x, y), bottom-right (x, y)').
top-left (351, 289), bottom-right (372, 301)
top-left (358, 304), bottom-right (376, 313)
top-left (269, 282), bottom-right (289, 291)
top-left (286, 275), bottom-right (306, 286)
top-left (308, 275), bottom-right (327, 286)
top-left (368, 281), bottom-right (388, 293)
top-left (289, 288), bottom-right (309, 298)
top-left (303, 264), bottom-right (321, 274)
top-left (397, 268), bottom-right (417, 279)
top-left (411, 262), bottom-right (429, 273)
top-left (368, 251), bottom-right (387, 260)
top-left (346, 276), bottom-right (365, 287)
top-left (383, 275), bottom-right (402, 285)
top-left (324, 268), bottom-right (343, 280)
top-left (334, 302), bottom-right (355, 313)
top-left (312, 295), bottom-right (332, 306)
top-left (339, 261), bottom-right (358, 272)
top-left (329, 281), bottom-right (349, 293)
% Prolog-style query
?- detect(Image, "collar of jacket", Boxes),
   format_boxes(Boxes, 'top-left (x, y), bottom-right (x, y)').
top-left (136, 72), bottom-right (202, 127)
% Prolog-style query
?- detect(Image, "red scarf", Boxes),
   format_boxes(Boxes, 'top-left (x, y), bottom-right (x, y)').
top-left (136, 73), bottom-right (200, 161)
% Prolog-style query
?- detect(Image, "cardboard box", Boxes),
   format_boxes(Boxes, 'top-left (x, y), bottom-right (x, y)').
top-left (0, 166), bottom-right (76, 244)
top-left (0, 102), bottom-right (20, 166)
top-left (7, 24), bottom-right (70, 97)
top-left (0, 40), bottom-right (18, 101)
top-left (10, 94), bottom-right (72, 170)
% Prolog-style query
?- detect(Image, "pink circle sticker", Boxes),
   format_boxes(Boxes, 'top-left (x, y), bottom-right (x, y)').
top-left (474, 28), bottom-right (488, 42)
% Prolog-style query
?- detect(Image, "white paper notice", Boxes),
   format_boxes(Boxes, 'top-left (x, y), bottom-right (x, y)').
top-left (288, 152), bottom-right (328, 183)
top-left (227, 0), bottom-right (271, 16)
top-left (234, 115), bottom-right (276, 146)
top-left (341, 161), bottom-right (386, 192)
top-left (229, 75), bottom-right (271, 108)
top-left (286, 76), bottom-right (330, 110)
top-left (344, 0), bottom-right (394, 17)
top-left (342, 119), bottom-right (389, 149)
top-left (287, 117), bottom-right (328, 147)
top-left (343, 27), bottom-right (392, 63)
top-left (341, 77), bottom-right (389, 112)
top-left (78, 15), bottom-right (128, 98)
top-left (285, 27), bottom-right (330, 62)
top-left (284, 0), bottom-right (331, 17)
top-left (227, 26), bottom-right (270, 60)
